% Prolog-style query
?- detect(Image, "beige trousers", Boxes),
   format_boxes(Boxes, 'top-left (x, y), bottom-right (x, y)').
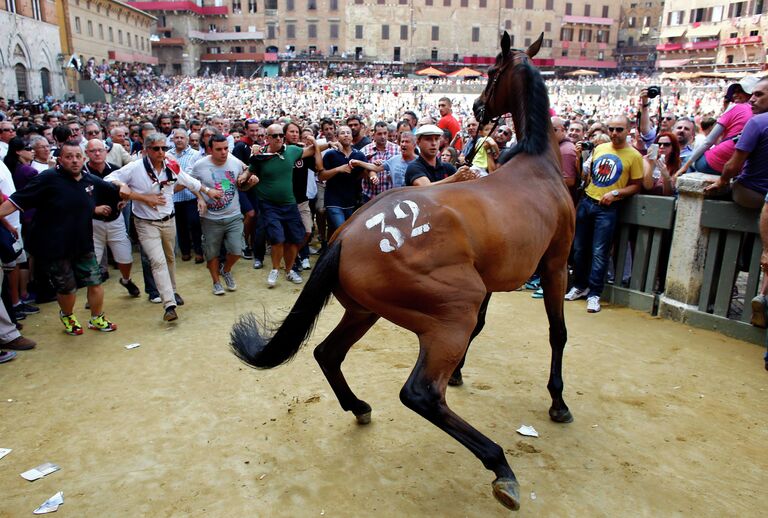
top-left (134, 218), bottom-right (177, 308)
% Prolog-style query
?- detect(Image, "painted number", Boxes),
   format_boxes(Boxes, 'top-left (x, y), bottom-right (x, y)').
top-left (365, 200), bottom-right (431, 253)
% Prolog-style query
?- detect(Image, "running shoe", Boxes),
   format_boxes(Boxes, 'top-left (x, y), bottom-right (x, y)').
top-left (586, 296), bottom-right (601, 313)
top-left (212, 282), bottom-right (225, 296)
top-left (88, 313), bottom-right (117, 332)
top-left (286, 270), bottom-right (303, 284)
top-left (59, 311), bottom-right (84, 336)
top-left (301, 258), bottom-right (311, 270)
top-left (267, 268), bottom-right (279, 288)
top-left (242, 247), bottom-right (253, 260)
top-left (564, 287), bottom-right (590, 301)
top-left (148, 294), bottom-right (162, 304)
top-left (222, 271), bottom-right (237, 291)
top-left (14, 302), bottom-right (40, 315)
top-left (120, 278), bottom-right (141, 297)
top-left (0, 350), bottom-right (16, 364)
top-left (253, 259), bottom-right (263, 269)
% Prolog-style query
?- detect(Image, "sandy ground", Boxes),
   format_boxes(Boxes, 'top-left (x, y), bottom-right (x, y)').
top-left (1, 257), bottom-right (767, 517)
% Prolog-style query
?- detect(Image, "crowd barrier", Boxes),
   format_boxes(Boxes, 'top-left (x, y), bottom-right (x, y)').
top-left (601, 173), bottom-right (765, 345)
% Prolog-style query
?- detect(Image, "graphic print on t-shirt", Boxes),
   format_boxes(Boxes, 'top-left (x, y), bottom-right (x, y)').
top-left (590, 153), bottom-right (624, 188)
top-left (209, 169), bottom-right (237, 212)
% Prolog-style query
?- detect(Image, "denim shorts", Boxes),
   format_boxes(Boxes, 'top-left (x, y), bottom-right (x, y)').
top-left (258, 199), bottom-right (305, 245)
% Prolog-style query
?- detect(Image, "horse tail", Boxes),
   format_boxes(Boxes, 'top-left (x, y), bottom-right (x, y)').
top-left (230, 240), bottom-right (342, 369)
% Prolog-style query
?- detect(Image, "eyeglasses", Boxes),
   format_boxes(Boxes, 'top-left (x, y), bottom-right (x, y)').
top-left (662, 116), bottom-right (675, 121)
top-left (0, 128), bottom-right (14, 133)
top-left (149, 146), bottom-right (169, 151)
top-left (658, 142), bottom-right (673, 147)
top-left (268, 133), bottom-right (284, 138)
top-left (607, 127), bottom-right (626, 133)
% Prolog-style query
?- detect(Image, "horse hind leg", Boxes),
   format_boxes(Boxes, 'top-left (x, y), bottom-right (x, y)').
top-left (402, 324), bottom-right (520, 511)
top-left (449, 293), bottom-right (492, 387)
top-left (314, 308), bottom-right (379, 424)
top-left (540, 258), bottom-right (573, 423)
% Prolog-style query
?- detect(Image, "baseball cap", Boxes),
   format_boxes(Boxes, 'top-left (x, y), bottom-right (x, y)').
top-left (725, 75), bottom-right (759, 100)
top-left (414, 124), bottom-right (443, 137)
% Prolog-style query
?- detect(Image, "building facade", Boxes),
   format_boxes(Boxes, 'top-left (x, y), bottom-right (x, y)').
top-left (0, 0), bottom-right (66, 101)
top-left (616, 0), bottom-right (664, 72)
top-left (656, 0), bottom-right (767, 73)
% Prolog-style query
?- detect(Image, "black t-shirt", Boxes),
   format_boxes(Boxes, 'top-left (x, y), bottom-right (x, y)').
top-left (352, 136), bottom-right (371, 151)
top-left (292, 154), bottom-right (315, 205)
top-left (232, 140), bottom-right (252, 165)
top-left (322, 149), bottom-right (367, 208)
top-left (405, 155), bottom-right (457, 186)
top-left (84, 162), bottom-right (122, 222)
top-left (10, 168), bottom-right (120, 259)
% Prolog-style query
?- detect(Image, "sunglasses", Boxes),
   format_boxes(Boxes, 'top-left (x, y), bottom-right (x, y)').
top-left (662, 116), bottom-right (675, 121)
top-left (607, 127), bottom-right (626, 133)
top-left (23, 146), bottom-right (32, 151)
top-left (149, 146), bottom-right (170, 151)
top-left (658, 142), bottom-right (673, 147)
top-left (268, 133), bottom-right (284, 138)
top-left (0, 128), bottom-right (14, 132)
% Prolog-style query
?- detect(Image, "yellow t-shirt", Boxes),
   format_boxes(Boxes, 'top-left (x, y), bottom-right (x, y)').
top-left (585, 143), bottom-right (644, 201)
top-left (472, 137), bottom-right (493, 169)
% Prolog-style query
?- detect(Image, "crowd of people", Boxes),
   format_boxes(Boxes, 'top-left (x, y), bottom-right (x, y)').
top-left (0, 71), bottom-right (766, 369)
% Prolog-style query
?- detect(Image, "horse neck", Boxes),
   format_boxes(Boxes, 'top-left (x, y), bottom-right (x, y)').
top-left (504, 71), bottom-right (551, 157)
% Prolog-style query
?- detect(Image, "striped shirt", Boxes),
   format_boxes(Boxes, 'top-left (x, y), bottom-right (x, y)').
top-left (168, 146), bottom-right (201, 202)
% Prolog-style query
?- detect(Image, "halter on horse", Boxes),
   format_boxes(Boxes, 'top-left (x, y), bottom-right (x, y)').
top-left (230, 32), bottom-right (575, 511)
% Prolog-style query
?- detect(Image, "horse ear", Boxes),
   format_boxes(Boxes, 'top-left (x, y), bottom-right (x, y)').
top-left (526, 33), bottom-right (544, 58)
top-left (501, 31), bottom-right (511, 56)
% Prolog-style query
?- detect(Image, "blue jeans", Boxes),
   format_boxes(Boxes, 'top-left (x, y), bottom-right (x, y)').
top-left (326, 206), bottom-right (355, 236)
top-left (572, 197), bottom-right (619, 297)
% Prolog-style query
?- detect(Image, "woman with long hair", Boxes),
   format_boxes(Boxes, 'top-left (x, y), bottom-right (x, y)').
top-left (643, 132), bottom-right (679, 196)
top-left (440, 146), bottom-right (459, 167)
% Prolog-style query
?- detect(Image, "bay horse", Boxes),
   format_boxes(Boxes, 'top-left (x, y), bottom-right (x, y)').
top-left (230, 32), bottom-right (575, 511)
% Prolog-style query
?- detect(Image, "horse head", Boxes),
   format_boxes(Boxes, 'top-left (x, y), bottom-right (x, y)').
top-left (473, 32), bottom-right (543, 125)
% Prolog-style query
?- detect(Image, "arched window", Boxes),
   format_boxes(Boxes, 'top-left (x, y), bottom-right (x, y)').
top-left (15, 64), bottom-right (28, 100)
top-left (40, 68), bottom-right (51, 96)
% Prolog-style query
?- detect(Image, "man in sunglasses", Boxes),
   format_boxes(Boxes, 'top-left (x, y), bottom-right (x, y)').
top-left (566, 115), bottom-right (644, 314)
top-left (0, 121), bottom-right (16, 160)
top-left (105, 133), bottom-right (221, 322)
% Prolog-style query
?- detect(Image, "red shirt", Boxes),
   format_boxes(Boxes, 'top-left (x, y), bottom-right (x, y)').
top-left (438, 114), bottom-right (462, 150)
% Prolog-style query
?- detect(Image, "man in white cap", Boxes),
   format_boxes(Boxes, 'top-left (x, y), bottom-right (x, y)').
top-left (405, 124), bottom-right (476, 186)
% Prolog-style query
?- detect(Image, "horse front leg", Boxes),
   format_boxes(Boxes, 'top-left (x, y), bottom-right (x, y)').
top-left (449, 293), bottom-right (492, 386)
top-left (314, 309), bottom-right (380, 424)
top-left (540, 261), bottom-right (573, 423)
top-left (401, 325), bottom-right (521, 511)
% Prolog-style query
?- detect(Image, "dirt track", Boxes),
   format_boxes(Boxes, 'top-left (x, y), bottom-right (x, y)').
top-left (1, 259), bottom-right (766, 517)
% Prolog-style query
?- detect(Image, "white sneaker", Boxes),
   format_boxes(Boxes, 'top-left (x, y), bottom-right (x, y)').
top-left (564, 286), bottom-right (590, 301)
top-left (253, 259), bottom-right (263, 270)
top-left (301, 257), bottom-right (311, 270)
top-left (286, 270), bottom-right (303, 284)
top-left (586, 296), bottom-right (601, 313)
top-left (267, 269), bottom-right (279, 288)
top-left (212, 282), bottom-right (225, 296)
top-left (222, 271), bottom-right (237, 291)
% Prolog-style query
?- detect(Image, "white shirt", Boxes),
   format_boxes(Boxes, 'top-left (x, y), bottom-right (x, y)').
top-left (0, 161), bottom-right (20, 228)
top-left (31, 161), bottom-right (49, 173)
top-left (0, 141), bottom-right (8, 161)
top-left (104, 158), bottom-right (202, 220)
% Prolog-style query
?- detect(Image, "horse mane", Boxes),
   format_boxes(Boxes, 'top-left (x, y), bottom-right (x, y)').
top-left (515, 59), bottom-right (551, 156)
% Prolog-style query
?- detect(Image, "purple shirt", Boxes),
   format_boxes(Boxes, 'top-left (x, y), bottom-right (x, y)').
top-left (734, 112), bottom-right (768, 195)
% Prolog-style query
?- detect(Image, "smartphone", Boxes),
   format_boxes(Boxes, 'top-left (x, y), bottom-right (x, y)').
top-left (647, 144), bottom-right (659, 161)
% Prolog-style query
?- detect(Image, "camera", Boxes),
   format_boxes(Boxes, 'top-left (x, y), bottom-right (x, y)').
top-left (647, 86), bottom-right (661, 99)
top-left (580, 141), bottom-right (594, 151)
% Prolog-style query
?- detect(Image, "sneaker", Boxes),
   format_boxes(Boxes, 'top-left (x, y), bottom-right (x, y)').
top-left (14, 302), bottom-right (40, 315)
top-left (212, 282), bottom-right (225, 296)
top-left (531, 287), bottom-right (544, 299)
top-left (2, 336), bottom-right (36, 350)
top-left (524, 275), bottom-right (541, 290)
top-left (286, 270), bottom-right (303, 284)
top-left (194, 255), bottom-right (205, 264)
top-left (309, 246), bottom-right (320, 255)
top-left (88, 313), bottom-right (117, 332)
top-left (586, 296), bottom-right (601, 313)
top-left (13, 310), bottom-right (26, 321)
top-left (751, 295), bottom-right (767, 328)
top-left (164, 305), bottom-right (178, 321)
top-left (222, 271), bottom-right (237, 291)
top-left (242, 247), bottom-right (253, 260)
top-left (564, 286), bottom-right (590, 301)
top-left (148, 294), bottom-right (162, 304)
top-left (0, 350), bottom-right (16, 364)
top-left (59, 311), bottom-right (84, 336)
top-left (301, 257), bottom-right (311, 270)
top-left (174, 293), bottom-right (185, 306)
top-left (120, 278), bottom-right (141, 297)
top-left (253, 259), bottom-right (264, 270)
top-left (267, 268), bottom-right (279, 288)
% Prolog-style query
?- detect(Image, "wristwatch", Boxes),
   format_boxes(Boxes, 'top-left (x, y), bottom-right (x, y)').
top-left (611, 189), bottom-right (620, 198)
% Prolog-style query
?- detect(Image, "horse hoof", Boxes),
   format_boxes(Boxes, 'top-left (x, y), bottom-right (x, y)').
top-left (355, 411), bottom-right (372, 425)
top-left (448, 373), bottom-right (463, 386)
top-left (492, 477), bottom-right (520, 511)
top-left (549, 407), bottom-right (573, 423)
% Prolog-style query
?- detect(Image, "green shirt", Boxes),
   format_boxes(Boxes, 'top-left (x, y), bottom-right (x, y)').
top-left (254, 145), bottom-right (304, 204)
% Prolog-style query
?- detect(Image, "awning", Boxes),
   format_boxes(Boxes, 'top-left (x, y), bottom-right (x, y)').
top-left (687, 25), bottom-right (721, 38)
top-left (660, 26), bottom-right (687, 39)
top-left (415, 66), bottom-right (445, 76)
top-left (657, 58), bottom-right (690, 68)
top-left (447, 67), bottom-right (482, 77)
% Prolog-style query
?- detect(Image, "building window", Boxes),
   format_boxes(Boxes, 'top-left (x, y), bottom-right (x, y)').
top-left (602, 5), bottom-right (609, 17)
top-left (461, 0), bottom-right (468, 6)
top-left (232, 1), bottom-right (241, 12)
top-left (471, 26), bottom-right (479, 42)
top-left (286, 0), bottom-right (293, 10)
top-left (545, 22), bottom-right (551, 31)
top-left (505, 0), bottom-right (513, 7)
top-left (584, 5), bottom-right (590, 16)
top-left (479, 0), bottom-right (487, 7)
top-left (31, 0), bottom-right (41, 20)
top-left (399, 0), bottom-right (407, 4)
top-left (382, 24), bottom-right (389, 40)
top-left (118, 29), bottom-right (123, 44)
top-left (248, 0), bottom-right (257, 12)
top-left (330, 0), bottom-right (338, 8)
top-left (355, 25), bottom-right (363, 39)
top-left (109, 27), bottom-right (113, 42)
top-left (525, 21), bottom-right (532, 30)
top-left (330, 23), bottom-right (338, 39)
top-left (525, 0), bottom-right (532, 8)
top-left (400, 24), bottom-right (408, 40)
top-left (127, 32), bottom-right (132, 47)
top-left (308, 0), bottom-right (316, 8)
top-left (431, 25), bottom-right (439, 41)
top-left (565, 2), bottom-right (571, 15)
top-left (75, 17), bottom-right (82, 34)
top-left (562, 48), bottom-right (568, 57)
top-left (426, 0), bottom-right (433, 5)
top-left (394, 46), bottom-right (401, 61)
top-left (598, 51), bottom-right (605, 61)
top-left (505, 19), bottom-right (511, 29)
top-left (267, 24), bottom-right (276, 39)
top-left (579, 29), bottom-right (591, 42)
top-left (597, 29), bottom-right (609, 43)
top-left (560, 27), bottom-right (573, 41)
top-left (87, 20), bottom-right (93, 37)
top-left (545, 0), bottom-right (552, 9)
top-left (524, 37), bottom-right (531, 46)
top-left (135, 35), bottom-right (139, 48)
top-left (286, 24), bottom-right (295, 39)
top-left (99, 24), bottom-right (104, 40)
top-left (444, 0), bottom-right (451, 5)
top-left (5, 0), bottom-right (16, 14)
top-left (728, 2), bottom-right (747, 18)
top-left (628, 16), bottom-right (635, 27)
top-left (431, 48), bottom-right (438, 60)
top-left (308, 23), bottom-right (317, 38)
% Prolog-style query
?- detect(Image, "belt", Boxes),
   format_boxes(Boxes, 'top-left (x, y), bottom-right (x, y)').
top-left (134, 212), bottom-right (175, 222)
top-left (583, 195), bottom-right (601, 205)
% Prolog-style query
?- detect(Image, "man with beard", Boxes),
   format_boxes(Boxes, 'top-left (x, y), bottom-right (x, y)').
top-left (346, 115), bottom-right (371, 150)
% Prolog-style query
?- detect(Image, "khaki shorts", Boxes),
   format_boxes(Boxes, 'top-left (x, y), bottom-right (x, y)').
top-left (297, 201), bottom-right (312, 234)
top-left (201, 215), bottom-right (244, 261)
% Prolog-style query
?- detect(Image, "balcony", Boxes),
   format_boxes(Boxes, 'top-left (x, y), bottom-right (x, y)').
top-left (109, 50), bottom-right (159, 65)
top-left (553, 57), bottom-right (618, 69)
top-left (200, 52), bottom-right (266, 62)
top-left (153, 38), bottom-right (185, 46)
top-left (562, 15), bottom-right (614, 26)
top-left (722, 37), bottom-right (741, 46)
top-left (125, 1), bottom-right (228, 16)
top-left (682, 40), bottom-right (719, 50)
top-left (742, 35), bottom-right (763, 45)
top-left (189, 30), bottom-right (265, 41)
top-left (656, 43), bottom-right (683, 51)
